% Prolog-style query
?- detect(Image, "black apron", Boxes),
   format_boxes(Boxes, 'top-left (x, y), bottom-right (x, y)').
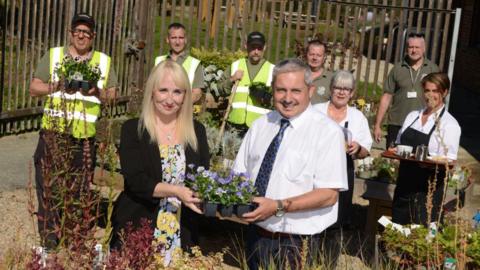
top-left (392, 108), bottom-right (446, 225)
top-left (333, 121), bottom-right (355, 228)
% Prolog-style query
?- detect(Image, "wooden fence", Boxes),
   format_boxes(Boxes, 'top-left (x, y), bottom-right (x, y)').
top-left (0, 0), bottom-right (460, 135)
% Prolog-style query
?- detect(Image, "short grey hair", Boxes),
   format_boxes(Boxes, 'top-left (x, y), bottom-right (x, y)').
top-left (330, 70), bottom-right (355, 91)
top-left (272, 58), bottom-right (313, 87)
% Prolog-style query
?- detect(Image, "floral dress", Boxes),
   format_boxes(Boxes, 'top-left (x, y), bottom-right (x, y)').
top-left (153, 144), bottom-right (185, 267)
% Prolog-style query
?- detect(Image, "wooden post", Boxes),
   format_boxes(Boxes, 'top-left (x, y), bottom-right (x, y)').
top-left (201, 0), bottom-right (209, 20)
top-left (210, 0), bottom-right (221, 40)
top-left (135, 1), bottom-right (150, 90)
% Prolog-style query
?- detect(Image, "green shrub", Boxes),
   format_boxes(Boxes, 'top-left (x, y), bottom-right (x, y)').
top-left (191, 47), bottom-right (246, 71)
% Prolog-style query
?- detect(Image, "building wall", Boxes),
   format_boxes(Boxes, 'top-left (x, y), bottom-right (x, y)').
top-left (453, 0), bottom-right (480, 92)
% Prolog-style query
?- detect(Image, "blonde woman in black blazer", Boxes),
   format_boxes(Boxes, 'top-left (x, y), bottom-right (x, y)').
top-left (110, 61), bottom-right (209, 261)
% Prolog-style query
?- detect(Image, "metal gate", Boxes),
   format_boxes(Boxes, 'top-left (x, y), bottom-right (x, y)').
top-left (0, 0), bottom-right (461, 135)
top-left (0, 0), bottom-right (156, 135)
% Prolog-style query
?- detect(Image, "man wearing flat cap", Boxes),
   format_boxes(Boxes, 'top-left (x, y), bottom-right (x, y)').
top-left (219, 31), bottom-right (275, 133)
top-left (29, 13), bottom-right (118, 248)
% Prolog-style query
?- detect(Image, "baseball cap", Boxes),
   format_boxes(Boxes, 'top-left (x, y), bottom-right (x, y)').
top-left (247, 31), bottom-right (266, 47)
top-left (71, 13), bottom-right (95, 31)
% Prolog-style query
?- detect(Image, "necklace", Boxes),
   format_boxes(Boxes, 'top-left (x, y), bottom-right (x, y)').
top-left (158, 125), bottom-right (176, 142)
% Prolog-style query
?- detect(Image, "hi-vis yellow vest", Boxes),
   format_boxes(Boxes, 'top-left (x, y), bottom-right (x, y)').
top-left (42, 47), bottom-right (111, 138)
top-left (228, 58), bottom-right (274, 127)
top-left (154, 55), bottom-right (200, 87)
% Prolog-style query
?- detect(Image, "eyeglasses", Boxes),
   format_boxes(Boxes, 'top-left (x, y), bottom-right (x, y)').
top-left (332, 86), bottom-right (353, 93)
top-left (408, 32), bottom-right (425, 38)
top-left (71, 28), bottom-right (93, 38)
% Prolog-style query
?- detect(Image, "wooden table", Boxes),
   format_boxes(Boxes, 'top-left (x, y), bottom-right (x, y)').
top-left (381, 150), bottom-right (455, 169)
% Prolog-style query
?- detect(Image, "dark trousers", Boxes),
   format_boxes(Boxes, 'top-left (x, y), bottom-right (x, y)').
top-left (386, 125), bottom-right (402, 148)
top-left (246, 225), bottom-right (322, 270)
top-left (34, 131), bottom-right (96, 248)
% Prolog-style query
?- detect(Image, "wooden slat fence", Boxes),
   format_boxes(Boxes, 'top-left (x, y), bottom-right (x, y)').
top-left (0, 0), bottom-right (460, 135)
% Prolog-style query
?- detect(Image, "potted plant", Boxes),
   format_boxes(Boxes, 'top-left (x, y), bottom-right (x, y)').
top-left (185, 166), bottom-right (219, 217)
top-left (381, 216), bottom-right (480, 269)
top-left (185, 166), bottom-right (257, 218)
top-left (249, 82), bottom-right (273, 109)
top-left (231, 172), bottom-right (257, 217)
top-left (54, 55), bottom-right (102, 94)
top-left (372, 157), bottom-right (398, 184)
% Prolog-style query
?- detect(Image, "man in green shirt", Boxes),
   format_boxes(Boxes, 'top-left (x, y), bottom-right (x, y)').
top-left (219, 31), bottom-right (275, 132)
top-left (305, 40), bottom-right (333, 104)
top-left (374, 33), bottom-right (439, 147)
top-left (29, 13), bottom-right (118, 248)
top-left (155, 23), bottom-right (204, 104)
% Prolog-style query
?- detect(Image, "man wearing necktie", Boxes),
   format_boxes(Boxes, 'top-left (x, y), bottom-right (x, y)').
top-left (233, 58), bottom-right (348, 269)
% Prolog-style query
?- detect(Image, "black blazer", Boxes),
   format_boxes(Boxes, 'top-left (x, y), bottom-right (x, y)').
top-left (110, 118), bottom-right (210, 248)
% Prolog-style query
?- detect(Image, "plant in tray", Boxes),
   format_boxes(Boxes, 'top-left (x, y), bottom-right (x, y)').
top-left (54, 55), bottom-right (102, 93)
top-left (381, 213), bottom-right (480, 269)
top-left (185, 166), bottom-right (257, 217)
top-left (249, 82), bottom-right (273, 109)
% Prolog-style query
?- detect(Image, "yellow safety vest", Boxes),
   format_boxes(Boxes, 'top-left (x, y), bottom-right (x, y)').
top-left (228, 58), bottom-right (274, 127)
top-left (154, 55), bottom-right (200, 87)
top-left (42, 47), bottom-right (111, 138)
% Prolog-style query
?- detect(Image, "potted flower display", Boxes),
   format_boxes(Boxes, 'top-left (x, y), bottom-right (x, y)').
top-left (185, 166), bottom-right (257, 218)
top-left (249, 82), bottom-right (273, 109)
top-left (185, 166), bottom-right (219, 217)
top-left (54, 55), bottom-right (102, 94)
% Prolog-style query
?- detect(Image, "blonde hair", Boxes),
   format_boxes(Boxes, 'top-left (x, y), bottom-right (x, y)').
top-left (138, 60), bottom-right (198, 151)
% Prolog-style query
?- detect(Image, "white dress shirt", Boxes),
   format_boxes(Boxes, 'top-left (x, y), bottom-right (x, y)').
top-left (234, 105), bottom-right (348, 235)
top-left (314, 102), bottom-right (373, 152)
top-left (395, 105), bottom-right (461, 160)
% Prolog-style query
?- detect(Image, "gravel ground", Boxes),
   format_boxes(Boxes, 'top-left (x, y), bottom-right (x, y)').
top-left (0, 132), bottom-right (478, 269)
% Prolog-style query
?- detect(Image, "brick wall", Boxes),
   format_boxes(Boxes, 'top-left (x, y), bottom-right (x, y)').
top-left (453, 0), bottom-right (480, 92)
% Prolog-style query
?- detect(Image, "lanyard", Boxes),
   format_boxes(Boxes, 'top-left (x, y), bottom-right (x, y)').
top-left (409, 65), bottom-right (423, 90)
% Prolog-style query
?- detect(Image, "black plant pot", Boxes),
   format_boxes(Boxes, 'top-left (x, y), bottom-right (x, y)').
top-left (219, 204), bottom-right (234, 217)
top-left (66, 79), bottom-right (91, 92)
top-left (235, 203), bottom-right (255, 217)
top-left (203, 202), bottom-right (218, 217)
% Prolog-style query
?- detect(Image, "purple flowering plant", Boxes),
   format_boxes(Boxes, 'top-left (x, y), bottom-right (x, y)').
top-left (185, 165), bottom-right (256, 206)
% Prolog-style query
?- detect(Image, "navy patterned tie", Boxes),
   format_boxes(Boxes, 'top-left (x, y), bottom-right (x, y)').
top-left (255, 118), bottom-right (290, 197)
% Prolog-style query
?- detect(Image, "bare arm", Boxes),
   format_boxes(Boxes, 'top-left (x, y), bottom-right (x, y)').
top-left (29, 78), bottom-right (56, 97)
top-left (347, 142), bottom-right (370, 159)
top-left (374, 93), bottom-right (393, 143)
top-left (242, 188), bottom-right (338, 222)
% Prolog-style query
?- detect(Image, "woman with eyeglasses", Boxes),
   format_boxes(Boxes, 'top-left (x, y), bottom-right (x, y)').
top-left (110, 60), bottom-right (210, 266)
top-left (390, 72), bottom-right (461, 225)
top-left (314, 70), bottom-right (373, 229)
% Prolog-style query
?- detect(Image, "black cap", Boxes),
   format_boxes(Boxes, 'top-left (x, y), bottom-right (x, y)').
top-left (247, 31), bottom-right (266, 46)
top-left (71, 13), bottom-right (95, 31)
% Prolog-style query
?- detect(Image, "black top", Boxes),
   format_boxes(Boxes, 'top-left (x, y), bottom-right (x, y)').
top-left (110, 118), bottom-right (210, 248)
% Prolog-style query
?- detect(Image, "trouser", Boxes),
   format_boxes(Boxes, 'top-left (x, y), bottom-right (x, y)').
top-left (332, 155), bottom-right (355, 228)
top-left (34, 130), bottom-right (96, 248)
top-left (386, 125), bottom-right (402, 148)
top-left (246, 225), bottom-right (323, 270)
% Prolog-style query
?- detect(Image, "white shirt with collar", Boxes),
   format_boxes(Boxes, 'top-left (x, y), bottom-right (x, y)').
top-left (395, 105), bottom-right (461, 160)
top-left (314, 101), bottom-right (373, 152)
top-left (233, 105), bottom-right (348, 235)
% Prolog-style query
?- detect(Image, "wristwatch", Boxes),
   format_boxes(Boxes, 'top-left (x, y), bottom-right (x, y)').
top-left (275, 200), bottom-right (285, 217)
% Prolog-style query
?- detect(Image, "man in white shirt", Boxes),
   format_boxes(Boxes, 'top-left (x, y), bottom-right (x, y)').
top-left (234, 58), bottom-right (348, 269)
